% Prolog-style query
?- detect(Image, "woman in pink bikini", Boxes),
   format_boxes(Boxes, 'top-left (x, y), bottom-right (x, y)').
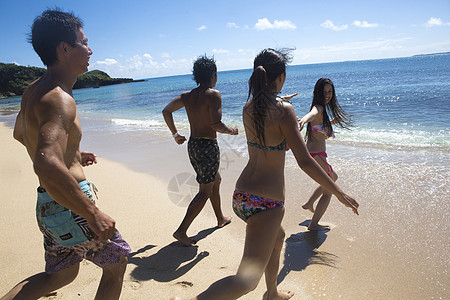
top-left (299, 78), bottom-right (353, 230)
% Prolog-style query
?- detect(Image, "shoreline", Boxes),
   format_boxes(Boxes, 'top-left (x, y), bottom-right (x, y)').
top-left (0, 121), bottom-right (448, 299)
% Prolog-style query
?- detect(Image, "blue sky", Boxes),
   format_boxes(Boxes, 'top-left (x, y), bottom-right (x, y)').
top-left (1, 0), bottom-right (449, 79)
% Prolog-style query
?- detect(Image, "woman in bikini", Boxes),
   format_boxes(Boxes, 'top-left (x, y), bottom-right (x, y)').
top-left (172, 50), bottom-right (358, 300)
top-left (299, 78), bottom-right (353, 231)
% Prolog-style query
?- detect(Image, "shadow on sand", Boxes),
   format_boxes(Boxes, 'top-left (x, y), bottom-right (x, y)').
top-left (128, 226), bottom-right (220, 282)
top-left (277, 220), bottom-right (337, 285)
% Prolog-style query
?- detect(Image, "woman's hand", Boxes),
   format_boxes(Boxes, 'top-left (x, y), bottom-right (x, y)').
top-left (298, 117), bottom-right (307, 131)
top-left (280, 93), bottom-right (298, 103)
top-left (337, 192), bottom-right (359, 215)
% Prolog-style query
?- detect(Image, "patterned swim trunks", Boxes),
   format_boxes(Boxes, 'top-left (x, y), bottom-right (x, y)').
top-left (188, 137), bottom-right (220, 184)
top-left (232, 190), bottom-right (284, 222)
top-left (36, 180), bottom-right (131, 274)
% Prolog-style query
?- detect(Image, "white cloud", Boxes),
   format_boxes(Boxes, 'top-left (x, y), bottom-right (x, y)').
top-left (95, 58), bottom-right (118, 66)
top-left (254, 18), bottom-right (297, 30)
top-left (227, 22), bottom-right (239, 29)
top-left (426, 17), bottom-right (450, 27)
top-left (161, 52), bottom-right (171, 59)
top-left (353, 20), bottom-right (379, 28)
top-left (320, 20), bottom-right (348, 31)
top-left (292, 37), bottom-right (415, 65)
top-left (212, 49), bottom-right (229, 54)
top-left (197, 25), bottom-right (207, 31)
top-left (91, 53), bottom-right (193, 79)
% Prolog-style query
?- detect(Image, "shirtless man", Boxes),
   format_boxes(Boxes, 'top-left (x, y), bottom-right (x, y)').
top-left (162, 55), bottom-right (238, 246)
top-left (1, 9), bottom-right (130, 300)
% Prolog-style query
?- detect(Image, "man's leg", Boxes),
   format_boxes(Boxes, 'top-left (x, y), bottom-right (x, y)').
top-left (209, 172), bottom-right (232, 228)
top-left (94, 256), bottom-right (128, 300)
top-left (1, 263), bottom-right (79, 300)
top-left (173, 182), bottom-right (214, 246)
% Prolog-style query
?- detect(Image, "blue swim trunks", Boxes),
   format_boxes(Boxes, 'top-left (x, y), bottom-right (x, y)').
top-left (36, 180), bottom-right (131, 274)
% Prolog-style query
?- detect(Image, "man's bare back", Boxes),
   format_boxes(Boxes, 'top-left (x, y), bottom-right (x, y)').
top-left (183, 86), bottom-right (223, 139)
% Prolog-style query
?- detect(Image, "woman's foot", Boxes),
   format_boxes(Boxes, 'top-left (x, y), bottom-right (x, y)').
top-left (307, 223), bottom-right (330, 231)
top-left (267, 290), bottom-right (295, 299)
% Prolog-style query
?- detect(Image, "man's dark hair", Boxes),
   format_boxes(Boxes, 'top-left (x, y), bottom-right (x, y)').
top-left (29, 8), bottom-right (83, 66)
top-left (192, 55), bottom-right (217, 85)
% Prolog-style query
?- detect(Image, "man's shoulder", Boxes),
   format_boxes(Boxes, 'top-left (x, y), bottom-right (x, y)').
top-left (204, 88), bottom-right (221, 102)
top-left (41, 86), bottom-right (75, 105)
top-left (31, 86), bottom-right (77, 120)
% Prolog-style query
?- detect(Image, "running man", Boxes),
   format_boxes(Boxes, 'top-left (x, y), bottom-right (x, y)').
top-left (162, 55), bottom-right (238, 246)
top-left (1, 9), bottom-right (131, 300)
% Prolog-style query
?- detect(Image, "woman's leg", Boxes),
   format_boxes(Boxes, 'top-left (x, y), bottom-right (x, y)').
top-left (302, 186), bottom-right (322, 213)
top-left (264, 226), bottom-right (294, 299)
top-left (308, 156), bottom-right (338, 231)
top-left (196, 207), bottom-right (286, 300)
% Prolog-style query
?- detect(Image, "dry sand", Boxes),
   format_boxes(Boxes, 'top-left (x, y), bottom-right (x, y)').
top-left (0, 122), bottom-right (448, 299)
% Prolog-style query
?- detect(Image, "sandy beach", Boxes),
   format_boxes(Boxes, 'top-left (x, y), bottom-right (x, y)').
top-left (0, 120), bottom-right (448, 300)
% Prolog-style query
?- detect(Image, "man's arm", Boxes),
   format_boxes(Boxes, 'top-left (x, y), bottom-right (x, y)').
top-left (162, 94), bottom-right (187, 144)
top-left (13, 111), bottom-right (25, 145)
top-left (208, 90), bottom-right (238, 135)
top-left (33, 92), bottom-right (115, 240)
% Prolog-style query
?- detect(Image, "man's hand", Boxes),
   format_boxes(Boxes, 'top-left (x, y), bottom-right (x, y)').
top-left (80, 151), bottom-right (97, 167)
top-left (174, 134), bottom-right (187, 145)
top-left (87, 209), bottom-right (116, 241)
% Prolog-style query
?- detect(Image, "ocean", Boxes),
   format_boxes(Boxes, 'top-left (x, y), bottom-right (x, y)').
top-left (1, 54), bottom-right (449, 163)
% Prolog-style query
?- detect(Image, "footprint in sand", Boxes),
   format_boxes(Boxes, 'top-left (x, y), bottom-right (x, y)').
top-left (176, 281), bottom-right (194, 288)
top-left (124, 280), bottom-right (143, 290)
top-left (43, 292), bottom-right (58, 299)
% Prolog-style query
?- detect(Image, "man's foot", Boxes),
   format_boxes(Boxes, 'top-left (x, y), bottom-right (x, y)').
top-left (302, 203), bottom-right (315, 213)
top-left (217, 216), bottom-right (232, 228)
top-left (173, 231), bottom-right (195, 246)
top-left (267, 290), bottom-right (295, 299)
top-left (307, 223), bottom-right (330, 231)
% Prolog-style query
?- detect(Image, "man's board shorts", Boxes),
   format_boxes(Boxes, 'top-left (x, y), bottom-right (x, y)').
top-left (36, 180), bottom-right (131, 274)
top-left (188, 137), bottom-right (220, 184)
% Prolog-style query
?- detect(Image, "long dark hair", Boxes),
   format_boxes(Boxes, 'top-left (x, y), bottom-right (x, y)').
top-left (306, 78), bottom-right (353, 141)
top-left (248, 48), bottom-right (293, 145)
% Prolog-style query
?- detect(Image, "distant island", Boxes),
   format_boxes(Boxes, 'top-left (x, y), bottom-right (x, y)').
top-left (0, 63), bottom-right (145, 98)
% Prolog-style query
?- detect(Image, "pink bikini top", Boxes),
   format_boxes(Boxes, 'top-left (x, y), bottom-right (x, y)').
top-left (311, 123), bottom-right (335, 139)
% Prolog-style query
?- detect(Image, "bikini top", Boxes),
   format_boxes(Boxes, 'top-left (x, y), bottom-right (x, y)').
top-left (311, 123), bottom-right (335, 139)
top-left (247, 139), bottom-right (287, 151)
